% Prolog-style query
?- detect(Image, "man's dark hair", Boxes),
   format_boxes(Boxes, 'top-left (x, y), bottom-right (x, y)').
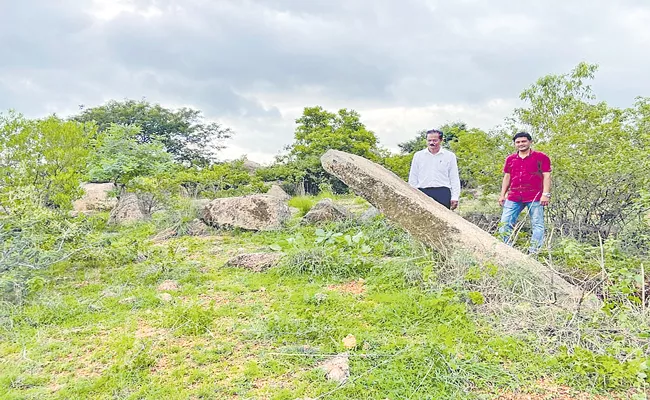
top-left (426, 129), bottom-right (444, 140)
top-left (512, 132), bottom-right (532, 142)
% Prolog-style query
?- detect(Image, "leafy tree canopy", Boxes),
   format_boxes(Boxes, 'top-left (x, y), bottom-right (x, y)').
top-left (73, 99), bottom-right (232, 166)
top-left (0, 112), bottom-right (93, 210)
top-left (273, 106), bottom-right (381, 194)
top-left (88, 124), bottom-right (174, 188)
top-left (397, 122), bottom-right (466, 154)
top-left (290, 106), bottom-right (380, 161)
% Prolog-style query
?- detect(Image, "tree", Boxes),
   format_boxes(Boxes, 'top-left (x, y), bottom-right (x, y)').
top-left (161, 159), bottom-right (267, 199)
top-left (381, 153), bottom-right (414, 181)
top-left (397, 130), bottom-right (427, 154)
top-left (291, 107), bottom-right (380, 161)
top-left (281, 106), bottom-right (381, 193)
top-left (73, 99), bottom-right (232, 165)
top-left (0, 112), bottom-right (93, 210)
top-left (512, 62), bottom-right (650, 240)
top-left (448, 128), bottom-right (510, 192)
top-left (88, 124), bottom-right (174, 189)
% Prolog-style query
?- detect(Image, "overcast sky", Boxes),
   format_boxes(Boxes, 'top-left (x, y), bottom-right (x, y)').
top-left (1, 0), bottom-right (649, 163)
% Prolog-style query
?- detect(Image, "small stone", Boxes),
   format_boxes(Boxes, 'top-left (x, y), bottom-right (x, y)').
top-left (186, 219), bottom-right (211, 236)
top-left (159, 293), bottom-right (173, 302)
top-left (108, 192), bottom-right (148, 224)
top-left (319, 353), bottom-right (350, 384)
top-left (225, 253), bottom-right (282, 272)
top-left (342, 334), bottom-right (357, 349)
top-left (359, 205), bottom-right (380, 222)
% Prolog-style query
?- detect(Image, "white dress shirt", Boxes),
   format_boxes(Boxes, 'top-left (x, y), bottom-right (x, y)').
top-left (408, 148), bottom-right (461, 201)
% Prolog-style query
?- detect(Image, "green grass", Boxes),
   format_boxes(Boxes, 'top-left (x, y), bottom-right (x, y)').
top-left (1, 199), bottom-right (648, 399)
top-left (287, 196), bottom-right (315, 216)
top-left (287, 190), bottom-right (349, 217)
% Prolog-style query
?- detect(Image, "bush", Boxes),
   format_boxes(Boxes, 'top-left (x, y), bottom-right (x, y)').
top-left (170, 160), bottom-right (268, 199)
top-left (0, 112), bottom-right (93, 210)
top-left (0, 188), bottom-right (101, 304)
top-left (287, 196), bottom-right (315, 217)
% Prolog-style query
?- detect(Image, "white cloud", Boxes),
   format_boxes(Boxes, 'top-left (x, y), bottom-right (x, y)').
top-left (1, 0), bottom-right (650, 163)
top-left (88, 0), bottom-right (163, 21)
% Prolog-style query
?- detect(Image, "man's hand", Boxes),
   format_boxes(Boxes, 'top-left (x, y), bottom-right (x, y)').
top-left (498, 195), bottom-right (506, 206)
top-left (540, 195), bottom-right (550, 206)
top-left (450, 200), bottom-right (458, 210)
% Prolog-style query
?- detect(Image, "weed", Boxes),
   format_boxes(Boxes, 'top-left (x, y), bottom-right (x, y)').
top-left (161, 303), bottom-right (217, 336)
top-left (287, 196), bottom-right (315, 216)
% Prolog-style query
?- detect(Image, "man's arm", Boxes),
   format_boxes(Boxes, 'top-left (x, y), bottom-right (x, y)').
top-left (540, 172), bottom-right (551, 206)
top-left (449, 155), bottom-right (461, 210)
top-left (498, 173), bottom-right (510, 206)
top-left (407, 153), bottom-right (419, 187)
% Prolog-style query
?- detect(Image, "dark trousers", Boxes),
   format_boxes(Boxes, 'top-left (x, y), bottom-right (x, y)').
top-left (419, 187), bottom-right (451, 209)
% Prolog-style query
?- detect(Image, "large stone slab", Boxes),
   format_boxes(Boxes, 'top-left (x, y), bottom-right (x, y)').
top-left (321, 149), bottom-right (595, 308)
top-left (202, 194), bottom-right (290, 231)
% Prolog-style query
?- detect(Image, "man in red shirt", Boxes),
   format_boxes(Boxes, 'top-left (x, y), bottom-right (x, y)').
top-left (498, 132), bottom-right (552, 254)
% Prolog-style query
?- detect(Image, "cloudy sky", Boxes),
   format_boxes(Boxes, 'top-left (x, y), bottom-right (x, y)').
top-left (1, 0), bottom-right (649, 163)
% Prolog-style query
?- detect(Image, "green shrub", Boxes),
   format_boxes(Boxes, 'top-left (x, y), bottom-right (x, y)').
top-left (287, 196), bottom-right (315, 217)
top-left (0, 112), bottom-right (93, 210)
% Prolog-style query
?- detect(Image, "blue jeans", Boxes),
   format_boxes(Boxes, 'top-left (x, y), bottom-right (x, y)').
top-left (498, 200), bottom-right (545, 253)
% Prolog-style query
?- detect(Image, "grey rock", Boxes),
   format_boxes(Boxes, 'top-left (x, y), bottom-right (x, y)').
top-left (186, 219), bottom-right (211, 236)
top-left (243, 159), bottom-right (262, 173)
top-left (225, 252), bottom-right (282, 272)
top-left (359, 206), bottom-right (380, 222)
top-left (108, 192), bottom-right (148, 224)
top-left (153, 228), bottom-right (177, 241)
top-left (302, 198), bottom-right (351, 224)
top-left (202, 195), bottom-right (290, 231)
top-left (266, 184), bottom-right (291, 201)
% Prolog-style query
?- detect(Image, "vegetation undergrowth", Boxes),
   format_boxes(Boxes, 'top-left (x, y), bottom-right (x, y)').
top-left (287, 190), bottom-right (343, 216)
top-left (1, 204), bottom-right (648, 399)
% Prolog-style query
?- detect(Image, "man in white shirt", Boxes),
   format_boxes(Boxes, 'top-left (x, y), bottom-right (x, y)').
top-left (408, 129), bottom-right (461, 210)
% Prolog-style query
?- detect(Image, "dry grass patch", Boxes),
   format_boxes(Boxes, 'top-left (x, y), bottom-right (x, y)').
top-left (483, 379), bottom-right (645, 400)
top-left (326, 278), bottom-right (366, 295)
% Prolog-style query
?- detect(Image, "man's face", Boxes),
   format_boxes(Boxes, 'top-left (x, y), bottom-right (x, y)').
top-left (514, 137), bottom-right (531, 152)
top-left (426, 133), bottom-right (442, 152)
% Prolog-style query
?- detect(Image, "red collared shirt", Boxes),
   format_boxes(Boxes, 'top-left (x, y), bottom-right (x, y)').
top-left (503, 150), bottom-right (551, 202)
